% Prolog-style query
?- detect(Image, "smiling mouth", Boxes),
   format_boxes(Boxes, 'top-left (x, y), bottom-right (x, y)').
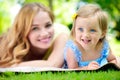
top-left (82, 39), bottom-right (91, 44)
top-left (38, 36), bottom-right (52, 43)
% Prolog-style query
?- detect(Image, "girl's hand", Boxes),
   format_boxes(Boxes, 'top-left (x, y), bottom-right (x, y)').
top-left (87, 61), bottom-right (100, 70)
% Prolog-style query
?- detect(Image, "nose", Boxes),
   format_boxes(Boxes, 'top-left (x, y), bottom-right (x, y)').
top-left (84, 32), bottom-right (90, 38)
top-left (39, 29), bottom-right (48, 37)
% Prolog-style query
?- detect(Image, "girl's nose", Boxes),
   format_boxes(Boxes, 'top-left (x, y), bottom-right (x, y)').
top-left (84, 32), bottom-right (90, 38)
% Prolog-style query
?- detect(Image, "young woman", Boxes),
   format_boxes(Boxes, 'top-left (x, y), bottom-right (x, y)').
top-left (0, 3), bottom-right (70, 68)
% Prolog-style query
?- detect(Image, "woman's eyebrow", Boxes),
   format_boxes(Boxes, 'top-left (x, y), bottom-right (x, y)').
top-left (31, 24), bottom-right (39, 26)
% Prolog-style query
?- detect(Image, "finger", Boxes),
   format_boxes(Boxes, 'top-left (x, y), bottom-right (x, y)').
top-left (91, 61), bottom-right (99, 65)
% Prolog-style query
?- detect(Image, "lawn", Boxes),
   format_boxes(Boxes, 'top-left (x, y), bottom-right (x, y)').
top-left (0, 70), bottom-right (120, 80)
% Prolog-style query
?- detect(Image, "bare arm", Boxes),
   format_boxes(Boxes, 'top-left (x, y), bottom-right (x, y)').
top-left (76, 61), bottom-right (100, 70)
top-left (66, 48), bottom-right (100, 70)
top-left (107, 48), bottom-right (117, 64)
top-left (66, 48), bottom-right (79, 69)
top-left (11, 60), bottom-right (50, 67)
top-left (47, 33), bottom-right (69, 67)
top-left (11, 33), bottom-right (69, 68)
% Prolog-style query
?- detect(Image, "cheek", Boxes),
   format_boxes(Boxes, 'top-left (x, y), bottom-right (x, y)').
top-left (28, 35), bottom-right (32, 44)
top-left (51, 28), bottom-right (54, 33)
top-left (28, 33), bottom-right (31, 41)
top-left (50, 28), bottom-right (54, 35)
top-left (75, 33), bottom-right (80, 40)
top-left (76, 30), bottom-right (81, 36)
top-left (92, 34), bottom-right (101, 41)
top-left (28, 32), bottom-right (35, 42)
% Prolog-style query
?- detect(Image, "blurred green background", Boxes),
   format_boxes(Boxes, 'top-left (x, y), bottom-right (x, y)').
top-left (0, 0), bottom-right (120, 56)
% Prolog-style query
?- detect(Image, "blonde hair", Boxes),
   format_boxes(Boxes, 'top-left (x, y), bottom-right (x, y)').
top-left (71, 4), bottom-right (108, 44)
top-left (0, 3), bottom-right (54, 67)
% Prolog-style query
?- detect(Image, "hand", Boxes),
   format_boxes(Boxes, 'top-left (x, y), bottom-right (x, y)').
top-left (87, 61), bottom-right (100, 70)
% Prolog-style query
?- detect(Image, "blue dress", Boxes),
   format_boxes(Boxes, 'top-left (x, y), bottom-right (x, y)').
top-left (63, 40), bottom-right (110, 69)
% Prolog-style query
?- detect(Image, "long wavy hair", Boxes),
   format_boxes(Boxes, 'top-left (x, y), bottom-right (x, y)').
top-left (0, 3), bottom-right (54, 67)
top-left (71, 4), bottom-right (108, 49)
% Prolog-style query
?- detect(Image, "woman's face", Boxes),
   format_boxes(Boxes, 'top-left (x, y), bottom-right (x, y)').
top-left (28, 11), bottom-right (54, 50)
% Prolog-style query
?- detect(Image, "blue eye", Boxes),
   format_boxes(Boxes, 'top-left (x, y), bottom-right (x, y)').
top-left (79, 28), bottom-right (83, 32)
top-left (90, 29), bottom-right (96, 32)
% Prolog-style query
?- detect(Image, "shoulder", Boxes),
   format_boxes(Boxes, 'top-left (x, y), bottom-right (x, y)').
top-left (65, 40), bottom-right (75, 47)
top-left (53, 23), bottom-right (70, 39)
top-left (101, 40), bottom-right (110, 56)
top-left (54, 33), bottom-right (69, 44)
top-left (64, 40), bottom-right (81, 55)
top-left (57, 33), bottom-right (69, 39)
top-left (52, 33), bottom-right (69, 51)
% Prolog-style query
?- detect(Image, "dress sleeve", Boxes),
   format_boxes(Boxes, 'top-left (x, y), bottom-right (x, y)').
top-left (63, 40), bottom-right (81, 62)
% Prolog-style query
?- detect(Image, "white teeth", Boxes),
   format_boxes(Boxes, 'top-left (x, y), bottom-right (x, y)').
top-left (41, 39), bottom-right (49, 42)
top-left (82, 39), bottom-right (91, 44)
top-left (38, 36), bottom-right (52, 43)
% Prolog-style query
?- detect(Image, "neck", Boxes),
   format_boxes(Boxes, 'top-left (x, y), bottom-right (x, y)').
top-left (31, 47), bottom-right (48, 57)
top-left (23, 47), bottom-right (49, 61)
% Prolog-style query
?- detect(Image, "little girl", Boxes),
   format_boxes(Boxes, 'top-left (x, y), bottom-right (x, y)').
top-left (63, 4), bottom-right (117, 70)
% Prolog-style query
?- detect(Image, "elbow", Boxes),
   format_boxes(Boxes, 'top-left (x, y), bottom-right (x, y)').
top-left (51, 62), bottom-right (63, 68)
top-left (108, 58), bottom-right (117, 64)
top-left (48, 61), bottom-right (63, 68)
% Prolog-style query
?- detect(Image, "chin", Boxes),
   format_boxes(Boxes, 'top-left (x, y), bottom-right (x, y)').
top-left (39, 44), bottom-right (51, 49)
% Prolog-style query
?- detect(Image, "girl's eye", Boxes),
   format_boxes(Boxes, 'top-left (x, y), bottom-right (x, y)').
top-left (79, 28), bottom-right (83, 32)
top-left (90, 29), bottom-right (96, 32)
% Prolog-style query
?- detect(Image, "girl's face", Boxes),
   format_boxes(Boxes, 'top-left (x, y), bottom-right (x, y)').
top-left (75, 17), bottom-right (104, 50)
top-left (28, 11), bottom-right (54, 50)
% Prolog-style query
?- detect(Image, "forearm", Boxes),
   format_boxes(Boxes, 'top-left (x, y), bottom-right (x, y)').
top-left (107, 48), bottom-right (117, 64)
top-left (109, 58), bottom-right (117, 64)
top-left (76, 61), bottom-right (100, 70)
top-left (76, 66), bottom-right (88, 70)
top-left (11, 60), bottom-right (53, 67)
top-left (76, 66), bottom-right (99, 70)
top-left (11, 59), bottom-right (64, 68)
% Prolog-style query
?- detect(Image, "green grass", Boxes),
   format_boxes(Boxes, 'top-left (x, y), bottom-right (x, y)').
top-left (0, 71), bottom-right (120, 80)
top-left (109, 38), bottom-right (120, 56)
